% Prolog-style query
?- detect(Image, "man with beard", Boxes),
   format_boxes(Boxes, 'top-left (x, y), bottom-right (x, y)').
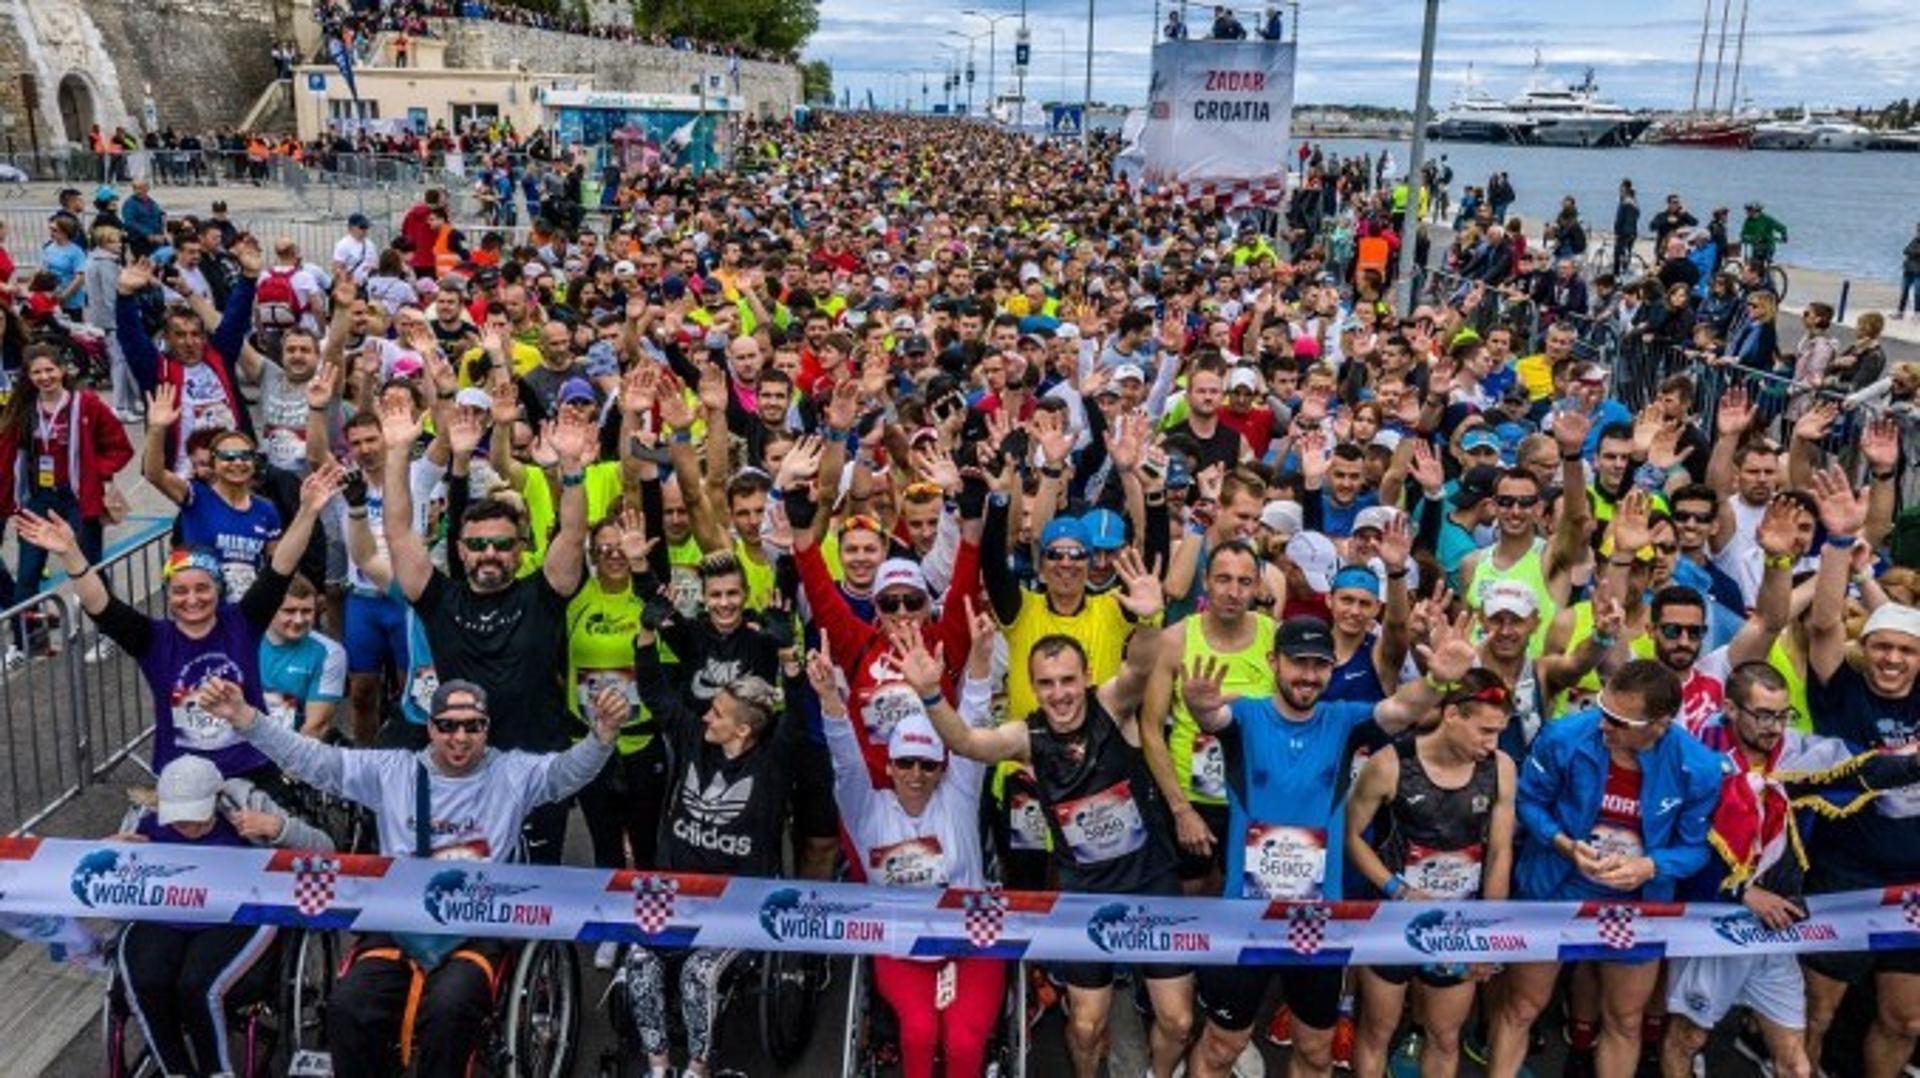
top-left (1662, 662), bottom-right (1920, 1078)
top-left (1799, 464), bottom-right (1920, 1078)
top-left (1462, 412), bottom-right (1593, 657)
top-left (1176, 612), bottom-right (1480, 1078)
top-left (380, 393), bottom-right (592, 865)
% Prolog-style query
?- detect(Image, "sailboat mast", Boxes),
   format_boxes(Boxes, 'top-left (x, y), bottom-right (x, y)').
top-left (1728, 0), bottom-right (1751, 113)
top-left (1689, 0), bottom-right (1711, 114)
top-left (1709, 0), bottom-right (1732, 113)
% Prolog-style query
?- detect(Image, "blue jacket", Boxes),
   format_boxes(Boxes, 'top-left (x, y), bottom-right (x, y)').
top-left (1514, 709), bottom-right (1726, 901)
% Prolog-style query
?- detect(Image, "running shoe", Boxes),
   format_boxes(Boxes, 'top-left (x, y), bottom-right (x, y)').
top-left (1265, 1005), bottom-right (1293, 1047)
top-left (1331, 1014), bottom-right (1356, 1070)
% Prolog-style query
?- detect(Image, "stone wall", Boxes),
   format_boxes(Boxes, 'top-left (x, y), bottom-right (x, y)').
top-left (437, 19), bottom-right (802, 119)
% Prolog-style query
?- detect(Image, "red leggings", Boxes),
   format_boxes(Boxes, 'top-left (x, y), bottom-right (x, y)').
top-left (871, 956), bottom-right (1006, 1078)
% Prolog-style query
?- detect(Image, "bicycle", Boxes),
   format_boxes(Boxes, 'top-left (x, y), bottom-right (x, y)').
top-left (1722, 256), bottom-right (1789, 302)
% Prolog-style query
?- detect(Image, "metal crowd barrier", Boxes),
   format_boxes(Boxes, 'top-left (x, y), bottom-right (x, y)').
top-left (1, 523), bottom-right (173, 837)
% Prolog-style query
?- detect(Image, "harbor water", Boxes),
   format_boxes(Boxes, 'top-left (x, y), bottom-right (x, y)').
top-left (1308, 138), bottom-right (1920, 285)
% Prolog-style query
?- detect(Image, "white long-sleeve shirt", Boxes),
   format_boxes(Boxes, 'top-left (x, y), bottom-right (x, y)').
top-left (825, 674), bottom-right (994, 889)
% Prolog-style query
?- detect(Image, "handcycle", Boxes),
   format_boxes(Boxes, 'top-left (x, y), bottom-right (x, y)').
top-left (103, 922), bottom-right (335, 1077)
top-left (597, 944), bottom-right (829, 1076)
top-left (839, 954), bottom-right (1028, 1078)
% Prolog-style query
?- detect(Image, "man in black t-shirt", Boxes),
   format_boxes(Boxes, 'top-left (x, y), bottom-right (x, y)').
top-left (379, 391), bottom-right (592, 864)
top-left (1164, 359), bottom-right (1249, 472)
top-left (1800, 465), bottom-right (1920, 1078)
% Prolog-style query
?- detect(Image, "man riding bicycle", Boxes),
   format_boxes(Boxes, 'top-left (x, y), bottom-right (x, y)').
top-left (202, 675), bottom-right (623, 1077)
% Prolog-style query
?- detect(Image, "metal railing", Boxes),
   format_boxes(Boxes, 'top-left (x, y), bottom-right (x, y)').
top-left (2, 523), bottom-right (173, 836)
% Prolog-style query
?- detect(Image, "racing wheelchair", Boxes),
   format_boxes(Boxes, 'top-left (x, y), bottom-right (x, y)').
top-left (103, 923), bottom-right (335, 1077)
top-left (597, 945), bottom-right (829, 1076)
top-left (839, 955), bottom-right (1027, 1078)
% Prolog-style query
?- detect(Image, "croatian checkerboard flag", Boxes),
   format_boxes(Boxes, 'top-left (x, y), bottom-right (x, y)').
top-left (633, 876), bottom-right (679, 936)
top-left (291, 856), bottom-right (338, 918)
top-left (1287, 904), bottom-right (1332, 956)
top-left (963, 887), bottom-right (1008, 950)
top-left (1595, 904), bottom-right (1640, 950)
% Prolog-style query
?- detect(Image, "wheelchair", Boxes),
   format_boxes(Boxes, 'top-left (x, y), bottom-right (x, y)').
top-left (597, 945), bottom-right (829, 1076)
top-left (103, 923), bottom-right (336, 1077)
top-left (839, 955), bottom-right (1027, 1078)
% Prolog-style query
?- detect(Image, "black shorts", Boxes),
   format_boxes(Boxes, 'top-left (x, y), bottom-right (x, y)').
top-left (1198, 963), bottom-right (1344, 1033)
top-left (1365, 963), bottom-right (1471, 989)
top-left (788, 737), bottom-right (840, 841)
top-left (1802, 858), bottom-right (1920, 980)
top-left (1053, 870), bottom-right (1192, 990)
top-left (1175, 802), bottom-right (1231, 882)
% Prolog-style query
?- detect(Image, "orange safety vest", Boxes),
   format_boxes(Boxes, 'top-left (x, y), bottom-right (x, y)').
top-left (432, 226), bottom-right (459, 275)
top-left (1356, 236), bottom-right (1390, 277)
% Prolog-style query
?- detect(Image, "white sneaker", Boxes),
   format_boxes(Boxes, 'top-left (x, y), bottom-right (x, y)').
top-left (3, 647), bottom-right (26, 674)
top-left (82, 637), bottom-right (118, 664)
top-left (593, 940), bottom-right (620, 970)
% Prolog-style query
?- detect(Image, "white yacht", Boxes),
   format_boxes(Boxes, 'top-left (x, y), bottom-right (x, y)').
top-left (1751, 109), bottom-right (1872, 152)
top-left (1427, 67), bottom-right (1537, 143)
top-left (1806, 115), bottom-right (1873, 151)
top-left (1505, 65), bottom-right (1649, 147)
top-left (1751, 117), bottom-right (1816, 150)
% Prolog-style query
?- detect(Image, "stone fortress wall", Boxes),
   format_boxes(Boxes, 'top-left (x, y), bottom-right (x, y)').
top-left (0, 0), bottom-right (798, 151)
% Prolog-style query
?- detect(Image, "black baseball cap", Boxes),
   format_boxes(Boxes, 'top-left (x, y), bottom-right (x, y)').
top-left (429, 678), bottom-right (490, 719)
top-left (1275, 617), bottom-right (1337, 662)
top-left (1455, 465), bottom-right (1503, 509)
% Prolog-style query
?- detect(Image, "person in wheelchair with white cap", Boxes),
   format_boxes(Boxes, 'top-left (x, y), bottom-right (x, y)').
top-left (110, 754), bottom-right (332, 1077)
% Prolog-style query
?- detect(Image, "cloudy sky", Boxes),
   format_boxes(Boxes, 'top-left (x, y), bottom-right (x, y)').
top-left (805, 0), bottom-right (1919, 112)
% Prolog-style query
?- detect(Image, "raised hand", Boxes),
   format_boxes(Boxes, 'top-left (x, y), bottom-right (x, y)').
top-left (1553, 407), bottom-right (1592, 457)
top-left (1862, 416), bottom-right (1901, 472)
top-left (445, 406), bottom-right (486, 457)
top-left (1113, 547), bottom-right (1164, 619)
top-left (616, 506), bottom-right (656, 564)
top-left (306, 361), bottom-right (340, 410)
top-left (299, 460), bottom-right (346, 512)
top-left (1408, 438), bottom-right (1445, 493)
top-left (491, 379), bottom-right (521, 428)
top-left (1180, 654), bottom-right (1230, 716)
top-left (1810, 462), bottom-right (1867, 537)
top-left (1419, 608), bottom-right (1478, 683)
top-left (1034, 408), bottom-right (1074, 469)
top-left (774, 434), bottom-right (825, 491)
top-left (1755, 493), bottom-right (1811, 559)
top-left (911, 443), bottom-right (961, 494)
top-left (117, 258), bottom-right (155, 296)
top-left (1716, 384), bottom-right (1755, 437)
top-left (963, 595), bottom-right (998, 668)
top-left (147, 383), bottom-right (180, 430)
top-left (232, 237), bottom-right (265, 278)
top-left (1611, 488), bottom-right (1654, 555)
top-left (1792, 400), bottom-right (1839, 445)
top-left (1592, 595), bottom-right (1627, 641)
top-left (887, 623), bottom-right (945, 699)
top-left (1297, 430), bottom-right (1329, 482)
top-left (1377, 511), bottom-right (1413, 572)
top-left (12, 508), bottom-right (80, 557)
top-left (378, 393), bottom-right (423, 450)
top-left (196, 677), bottom-right (254, 728)
top-left (696, 359), bottom-right (729, 415)
top-left (1646, 425), bottom-right (1692, 472)
top-left (655, 372), bottom-right (695, 430)
top-left (805, 643), bottom-right (846, 714)
top-left (824, 377), bottom-right (861, 432)
top-left (548, 407), bottom-right (594, 467)
top-left (589, 684), bottom-right (629, 743)
top-left (620, 362), bottom-right (656, 416)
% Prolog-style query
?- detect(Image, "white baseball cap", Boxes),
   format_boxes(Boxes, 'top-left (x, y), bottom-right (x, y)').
top-left (156, 756), bottom-right (223, 825)
top-left (1227, 367), bottom-right (1260, 392)
top-left (1481, 580), bottom-right (1540, 618)
top-left (874, 557), bottom-right (929, 597)
top-left (887, 712), bottom-right (947, 764)
top-left (1285, 531), bottom-right (1340, 594)
top-left (1862, 603), bottom-right (1920, 643)
top-left (1352, 506), bottom-right (1400, 535)
top-left (1259, 499), bottom-right (1304, 538)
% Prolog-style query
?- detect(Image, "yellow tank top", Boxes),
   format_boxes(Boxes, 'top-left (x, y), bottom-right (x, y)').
top-left (1167, 613), bottom-right (1278, 806)
top-left (1551, 600), bottom-right (1654, 717)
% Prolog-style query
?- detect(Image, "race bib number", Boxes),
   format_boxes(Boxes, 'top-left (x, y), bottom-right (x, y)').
top-left (578, 667), bottom-right (639, 712)
top-left (1589, 824), bottom-right (1645, 861)
top-left (1242, 823), bottom-right (1327, 900)
top-left (1191, 733), bottom-right (1225, 800)
top-left (171, 694), bottom-right (240, 752)
top-left (860, 682), bottom-right (921, 748)
top-left (869, 835), bottom-right (946, 887)
top-left (668, 566), bottom-right (702, 619)
top-left (221, 561), bottom-right (258, 600)
top-left (263, 425), bottom-right (306, 470)
top-left (263, 690), bottom-right (300, 732)
top-left (1403, 841), bottom-right (1485, 899)
top-left (1053, 781), bottom-right (1147, 866)
top-left (1008, 791), bottom-right (1050, 852)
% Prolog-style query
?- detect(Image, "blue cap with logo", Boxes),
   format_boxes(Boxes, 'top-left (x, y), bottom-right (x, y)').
top-left (1081, 509), bottom-right (1127, 552)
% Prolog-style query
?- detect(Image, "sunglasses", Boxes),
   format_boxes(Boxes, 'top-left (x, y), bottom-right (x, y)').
top-left (214, 449), bottom-right (255, 463)
top-left (1600, 703), bottom-right (1655, 730)
top-left (431, 717), bottom-right (489, 735)
top-left (461, 536), bottom-right (520, 553)
top-left (1494, 494), bottom-right (1540, 509)
top-left (1657, 623), bottom-right (1706, 641)
top-left (1672, 510), bottom-right (1715, 524)
top-left (876, 591), bottom-right (929, 614)
top-left (892, 757), bottom-right (945, 773)
top-left (1735, 702), bottom-right (1797, 728)
top-left (1044, 547), bottom-right (1091, 563)
top-left (591, 544), bottom-right (627, 559)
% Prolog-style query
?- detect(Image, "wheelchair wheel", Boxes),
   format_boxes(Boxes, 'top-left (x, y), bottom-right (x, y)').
top-left (839, 956), bottom-right (872, 1078)
top-left (273, 930), bottom-right (337, 1072)
top-left (503, 940), bottom-right (581, 1078)
top-left (758, 949), bottom-right (825, 1068)
top-left (102, 969), bottom-right (160, 1078)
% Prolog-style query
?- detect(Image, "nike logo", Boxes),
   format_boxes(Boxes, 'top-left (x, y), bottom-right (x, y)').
top-left (1404, 794), bottom-right (1425, 805)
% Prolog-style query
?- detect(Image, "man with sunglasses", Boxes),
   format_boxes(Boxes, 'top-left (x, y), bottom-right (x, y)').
top-left (210, 676), bottom-right (624, 1078)
top-left (381, 388), bottom-right (594, 864)
top-left (1490, 659), bottom-right (1724, 1078)
top-left (1662, 661), bottom-right (1920, 1078)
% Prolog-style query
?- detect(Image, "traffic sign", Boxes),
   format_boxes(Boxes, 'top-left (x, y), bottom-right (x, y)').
top-left (1048, 104), bottom-right (1083, 137)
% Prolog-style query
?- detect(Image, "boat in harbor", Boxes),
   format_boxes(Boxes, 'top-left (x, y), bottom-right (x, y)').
top-left (1751, 116), bottom-right (1816, 150)
top-left (1642, 114), bottom-right (1754, 149)
top-left (1873, 128), bottom-right (1920, 152)
top-left (1426, 67), bottom-right (1537, 144)
top-left (1750, 109), bottom-right (1873, 151)
top-left (1505, 66), bottom-right (1649, 148)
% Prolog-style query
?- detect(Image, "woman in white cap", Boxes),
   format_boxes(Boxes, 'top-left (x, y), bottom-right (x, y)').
top-left (110, 754), bottom-right (332, 1078)
top-left (809, 601), bottom-right (1003, 1078)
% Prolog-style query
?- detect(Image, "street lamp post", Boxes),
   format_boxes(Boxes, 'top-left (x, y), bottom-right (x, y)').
top-left (962, 10), bottom-right (1019, 117)
top-left (946, 29), bottom-right (988, 116)
top-left (1396, 0), bottom-right (1440, 311)
top-left (1082, 0), bottom-right (1095, 151)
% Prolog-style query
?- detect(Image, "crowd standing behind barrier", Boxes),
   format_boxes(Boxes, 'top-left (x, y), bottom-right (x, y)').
top-left (0, 115), bottom-right (1918, 1078)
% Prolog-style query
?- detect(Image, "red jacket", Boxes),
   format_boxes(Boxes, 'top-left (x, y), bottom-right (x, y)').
top-left (797, 538), bottom-right (981, 789)
top-left (0, 389), bottom-right (134, 520)
top-left (401, 203), bottom-right (438, 273)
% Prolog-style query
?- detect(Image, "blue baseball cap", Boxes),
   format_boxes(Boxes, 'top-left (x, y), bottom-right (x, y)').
top-left (1040, 517), bottom-right (1091, 552)
top-left (1081, 509), bottom-right (1126, 552)
top-left (1460, 429), bottom-right (1503, 454)
top-left (1331, 565), bottom-right (1383, 599)
top-left (558, 377), bottom-right (598, 405)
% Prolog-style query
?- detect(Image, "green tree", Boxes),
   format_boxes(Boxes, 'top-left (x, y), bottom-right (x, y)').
top-left (633, 0), bottom-right (818, 54)
top-left (800, 59), bottom-right (832, 104)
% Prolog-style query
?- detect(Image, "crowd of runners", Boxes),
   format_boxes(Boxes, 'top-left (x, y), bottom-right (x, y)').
top-left (2, 111), bottom-right (1919, 1078)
